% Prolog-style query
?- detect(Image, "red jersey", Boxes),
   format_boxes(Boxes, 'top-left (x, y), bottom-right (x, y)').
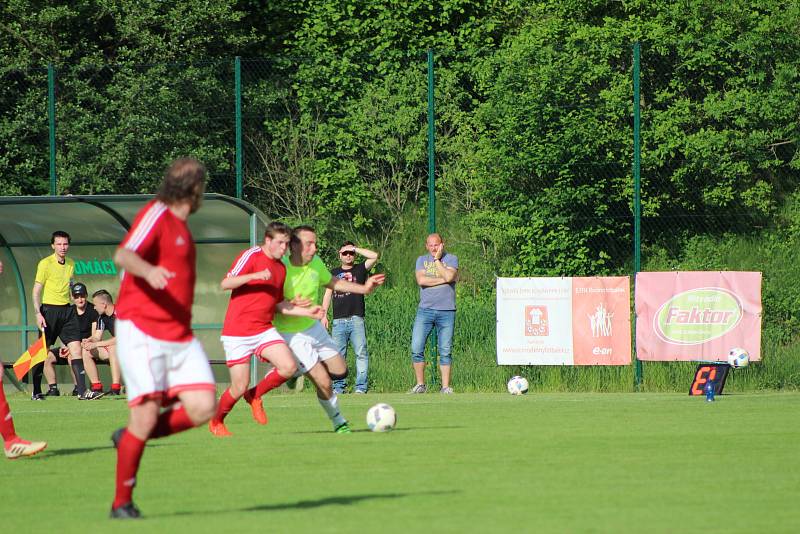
top-left (116, 200), bottom-right (196, 342)
top-left (221, 246), bottom-right (287, 337)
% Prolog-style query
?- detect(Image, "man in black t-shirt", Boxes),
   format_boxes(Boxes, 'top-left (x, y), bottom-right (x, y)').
top-left (322, 241), bottom-right (379, 394)
top-left (43, 282), bottom-right (96, 397)
top-left (81, 289), bottom-right (122, 397)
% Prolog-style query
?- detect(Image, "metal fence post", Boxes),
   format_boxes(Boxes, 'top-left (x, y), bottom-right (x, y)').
top-left (48, 63), bottom-right (57, 196)
top-left (426, 49), bottom-right (440, 388)
top-left (633, 42), bottom-right (643, 389)
top-left (235, 56), bottom-right (243, 199)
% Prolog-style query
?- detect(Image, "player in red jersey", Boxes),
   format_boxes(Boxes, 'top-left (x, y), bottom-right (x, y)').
top-left (209, 221), bottom-right (324, 437)
top-left (2, 259), bottom-right (47, 458)
top-left (109, 158), bottom-right (216, 520)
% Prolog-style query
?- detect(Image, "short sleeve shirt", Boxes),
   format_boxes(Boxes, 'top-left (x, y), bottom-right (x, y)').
top-left (97, 311), bottom-right (116, 337)
top-left (416, 252), bottom-right (458, 311)
top-left (330, 263), bottom-right (369, 319)
top-left (35, 255), bottom-right (75, 305)
top-left (115, 200), bottom-right (196, 342)
top-left (76, 307), bottom-right (100, 340)
top-left (222, 246), bottom-right (287, 337)
top-left (273, 255), bottom-right (332, 333)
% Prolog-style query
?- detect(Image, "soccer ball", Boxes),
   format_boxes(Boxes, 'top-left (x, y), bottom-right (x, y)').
top-left (366, 403), bottom-right (396, 432)
top-left (507, 376), bottom-right (529, 395)
top-left (727, 347), bottom-right (750, 369)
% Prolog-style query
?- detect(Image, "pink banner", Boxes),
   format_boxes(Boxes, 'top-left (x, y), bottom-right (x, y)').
top-left (572, 277), bottom-right (631, 365)
top-left (635, 272), bottom-right (762, 362)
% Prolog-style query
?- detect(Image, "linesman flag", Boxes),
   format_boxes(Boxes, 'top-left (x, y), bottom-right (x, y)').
top-left (13, 333), bottom-right (48, 380)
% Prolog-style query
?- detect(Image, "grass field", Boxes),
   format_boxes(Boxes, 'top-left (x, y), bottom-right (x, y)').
top-left (2, 390), bottom-right (799, 533)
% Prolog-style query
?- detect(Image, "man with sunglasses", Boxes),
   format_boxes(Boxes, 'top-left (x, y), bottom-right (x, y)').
top-left (322, 242), bottom-right (379, 394)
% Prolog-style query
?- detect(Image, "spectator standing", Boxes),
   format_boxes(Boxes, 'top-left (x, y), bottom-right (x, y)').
top-left (322, 241), bottom-right (379, 394)
top-left (409, 233), bottom-right (458, 394)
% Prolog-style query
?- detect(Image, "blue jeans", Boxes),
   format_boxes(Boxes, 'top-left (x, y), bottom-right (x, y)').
top-left (331, 316), bottom-right (369, 392)
top-left (411, 308), bottom-right (455, 366)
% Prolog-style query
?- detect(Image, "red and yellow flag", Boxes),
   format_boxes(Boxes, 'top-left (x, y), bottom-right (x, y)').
top-left (13, 333), bottom-right (48, 380)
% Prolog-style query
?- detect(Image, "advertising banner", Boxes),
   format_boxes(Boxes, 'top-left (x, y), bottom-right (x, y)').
top-left (496, 277), bottom-right (631, 365)
top-left (635, 271), bottom-right (762, 362)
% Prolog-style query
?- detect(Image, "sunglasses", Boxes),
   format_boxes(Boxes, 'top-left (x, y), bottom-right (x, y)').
top-left (340, 251), bottom-right (355, 256)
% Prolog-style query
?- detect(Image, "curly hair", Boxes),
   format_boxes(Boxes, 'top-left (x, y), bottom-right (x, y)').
top-left (156, 158), bottom-right (206, 212)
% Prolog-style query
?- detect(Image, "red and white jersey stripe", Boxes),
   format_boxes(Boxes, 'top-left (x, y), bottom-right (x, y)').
top-left (222, 247), bottom-right (286, 337)
top-left (116, 200), bottom-right (196, 342)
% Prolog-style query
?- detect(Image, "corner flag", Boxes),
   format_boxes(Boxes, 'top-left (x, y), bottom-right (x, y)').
top-left (13, 333), bottom-right (48, 380)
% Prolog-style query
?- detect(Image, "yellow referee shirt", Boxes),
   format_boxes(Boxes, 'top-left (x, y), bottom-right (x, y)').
top-left (35, 254), bottom-right (75, 305)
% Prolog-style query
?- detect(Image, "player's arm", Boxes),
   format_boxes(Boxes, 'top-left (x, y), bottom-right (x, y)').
top-left (114, 248), bottom-right (174, 290)
top-left (82, 321), bottom-right (99, 349)
top-left (326, 274), bottom-right (385, 295)
top-left (321, 287), bottom-right (333, 329)
top-left (32, 281), bottom-right (46, 329)
top-left (356, 246), bottom-right (379, 270)
top-left (220, 269), bottom-right (271, 291)
top-left (93, 336), bottom-right (116, 349)
top-left (276, 300), bottom-right (325, 320)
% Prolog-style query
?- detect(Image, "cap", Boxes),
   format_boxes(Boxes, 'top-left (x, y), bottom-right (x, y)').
top-left (71, 283), bottom-right (88, 297)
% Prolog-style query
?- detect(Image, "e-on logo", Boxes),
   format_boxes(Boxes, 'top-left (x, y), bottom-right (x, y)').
top-left (653, 287), bottom-right (742, 345)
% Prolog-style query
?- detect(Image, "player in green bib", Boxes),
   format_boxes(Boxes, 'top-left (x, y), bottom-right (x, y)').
top-left (274, 226), bottom-right (385, 433)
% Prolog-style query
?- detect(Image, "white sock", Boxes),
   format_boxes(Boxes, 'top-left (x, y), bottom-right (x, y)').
top-left (318, 394), bottom-right (346, 428)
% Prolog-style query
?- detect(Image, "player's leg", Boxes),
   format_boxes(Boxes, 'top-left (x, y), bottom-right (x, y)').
top-left (43, 350), bottom-right (60, 396)
top-left (209, 362), bottom-right (249, 436)
top-left (330, 318), bottom-right (349, 394)
top-left (106, 345), bottom-right (122, 395)
top-left (210, 335), bottom-right (254, 434)
top-left (240, 342), bottom-right (299, 426)
top-left (111, 318), bottom-right (164, 519)
top-left (305, 360), bottom-right (349, 432)
top-left (112, 399), bottom-right (158, 517)
top-left (1, 384), bottom-right (47, 459)
top-left (435, 310), bottom-right (456, 393)
top-left (410, 308), bottom-right (435, 392)
top-left (65, 347), bottom-right (84, 396)
top-left (149, 336), bottom-right (216, 441)
top-left (81, 346), bottom-right (106, 399)
top-left (351, 316), bottom-right (369, 393)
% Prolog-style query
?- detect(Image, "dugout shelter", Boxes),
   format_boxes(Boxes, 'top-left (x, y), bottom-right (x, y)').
top-left (1, 194), bottom-right (269, 389)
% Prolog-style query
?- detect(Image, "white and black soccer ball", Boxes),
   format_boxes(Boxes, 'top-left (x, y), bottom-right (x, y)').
top-left (727, 347), bottom-right (750, 369)
top-left (366, 403), bottom-right (396, 432)
top-left (507, 376), bottom-right (529, 395)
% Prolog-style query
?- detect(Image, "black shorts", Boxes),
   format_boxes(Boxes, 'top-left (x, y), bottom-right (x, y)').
top-left (48, 347), bottom-right (71, 365)
top-left (41, 304), bottom-right (81, 347)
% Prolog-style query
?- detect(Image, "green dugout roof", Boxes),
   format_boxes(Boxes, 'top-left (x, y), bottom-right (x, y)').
top-left (1, 194), bottom-right (270, 379)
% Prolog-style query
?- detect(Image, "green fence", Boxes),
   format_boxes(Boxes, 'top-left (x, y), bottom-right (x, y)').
top-left (3, 42), bottom-right (799, 391)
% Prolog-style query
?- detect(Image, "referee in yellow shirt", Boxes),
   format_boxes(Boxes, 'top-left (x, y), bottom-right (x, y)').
top-left (31, 231), bottom-right (83, 400)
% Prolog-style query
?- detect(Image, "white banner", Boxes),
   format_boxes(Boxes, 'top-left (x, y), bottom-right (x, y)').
top-left (496, 276), bottom-right (631, 365)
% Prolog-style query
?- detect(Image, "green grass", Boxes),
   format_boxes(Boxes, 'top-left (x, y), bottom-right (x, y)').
top-left (3, 390), bottom-right (799, 532)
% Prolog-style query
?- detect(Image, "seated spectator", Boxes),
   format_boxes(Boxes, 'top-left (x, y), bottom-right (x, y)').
top-left (42, 282), bottom-right (95, 397)
top-left (80, 289), bottom-right (122, 398)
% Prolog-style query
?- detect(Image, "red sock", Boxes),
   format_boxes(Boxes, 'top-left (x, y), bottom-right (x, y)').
top-left (0, 387), bottom-right (18, 444)
top-left (114, 430), bottom-right (146, 508)
top-left (213, 389), bottom-right (238, 423)
top-left (149, 406), bottom-right (195, 439)
top-left (112, 383), bottom-right (121, 391)
top-left (91, 382), bottom-right (103, 391)
top-left (248, 368), bottom-right (288, 399)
